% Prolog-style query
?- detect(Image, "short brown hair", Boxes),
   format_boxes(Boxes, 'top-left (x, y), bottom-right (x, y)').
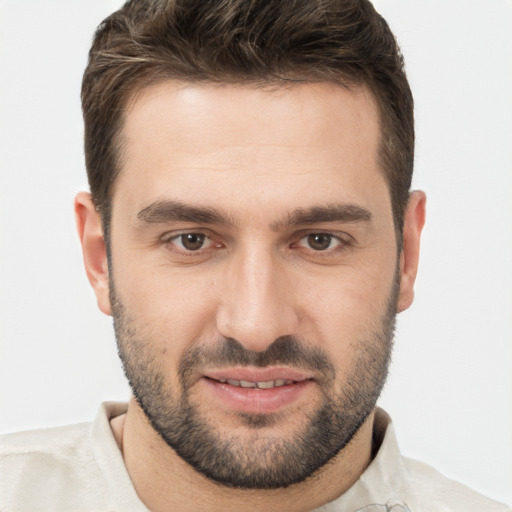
top-left (82, 0), bottom-right (414, 235)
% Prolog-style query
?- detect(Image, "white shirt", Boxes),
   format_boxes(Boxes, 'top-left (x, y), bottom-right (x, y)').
top-left (1, 402), bottom-right (509, 512)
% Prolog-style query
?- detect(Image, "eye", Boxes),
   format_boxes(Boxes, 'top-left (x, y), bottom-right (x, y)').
top-left (298, 233), bottom-right (343, 251)
top-left (168, 233), bottom-right (214, 252)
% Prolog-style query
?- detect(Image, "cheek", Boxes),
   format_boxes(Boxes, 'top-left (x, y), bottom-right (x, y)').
top-left (296, 262), bottom-right (396, 367)
top-left (113, 260), bottom-right (220, 359)
top-left (300, 261), bottom-right (395, 319)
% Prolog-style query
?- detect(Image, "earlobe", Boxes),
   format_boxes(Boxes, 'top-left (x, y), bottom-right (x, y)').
top-left (397, 190), bottom-right (426, 313)
top-left (74, 192), bottom-right (112, 316)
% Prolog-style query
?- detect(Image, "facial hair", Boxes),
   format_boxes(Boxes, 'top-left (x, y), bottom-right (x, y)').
top-left (110, 276), bottom-right (398, 489)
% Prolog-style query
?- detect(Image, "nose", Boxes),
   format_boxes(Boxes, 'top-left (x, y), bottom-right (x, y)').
top-left (215, 245), bottom-right (300, 352)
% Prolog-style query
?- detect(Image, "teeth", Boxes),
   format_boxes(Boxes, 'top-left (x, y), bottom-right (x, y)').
top-left (256, 380), bottom-right (275, 389)
top-left (219, 379), bottom-right (295, 389)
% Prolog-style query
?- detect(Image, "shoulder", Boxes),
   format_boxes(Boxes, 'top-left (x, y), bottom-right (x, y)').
top-left (1, 421), bottom-right (96, 482)
top-left (401, 456), bottom-right (510, 512)
top-left (1, 421), bottom-right (111, 512)
top-left (1, 421), bottom-right (92, 459)
top-left (0, 403), bottom-right (134, 512)
top-left (344, 409), bottom-right (511, 512)
top-left (0, 403), bottom-right (142, 512)
top-left (1, 421), bottom-right (98, 476)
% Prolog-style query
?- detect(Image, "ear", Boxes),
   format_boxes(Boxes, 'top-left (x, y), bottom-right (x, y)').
top-left (397, 190), bottom-right (426, 313)
top-left (75, 192), bottom-right (111, 316)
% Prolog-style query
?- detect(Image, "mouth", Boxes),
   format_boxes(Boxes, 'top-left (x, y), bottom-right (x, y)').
top-left (201, 368), bottom-right (314, 415)
top-left (209, 378), bottom-right (296, 389)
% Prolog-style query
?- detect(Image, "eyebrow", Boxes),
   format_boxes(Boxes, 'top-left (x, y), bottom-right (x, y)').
top-left (274, 203), bottom-right (373, 230)
top-left (136, 199), bottom-right (372, 229)
top-left (137, 200), bottom-right (235, 226)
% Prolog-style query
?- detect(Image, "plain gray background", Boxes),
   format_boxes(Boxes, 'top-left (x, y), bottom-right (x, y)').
top-left (1, 0), bottom-right (511, 505)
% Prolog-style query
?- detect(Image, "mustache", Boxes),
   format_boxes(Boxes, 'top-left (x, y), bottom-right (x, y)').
top-left (178, 335), bottom-right (336, 384)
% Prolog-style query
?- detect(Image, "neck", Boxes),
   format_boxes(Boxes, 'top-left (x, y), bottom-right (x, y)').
top-left (111, 397), bottom-right (375, 512)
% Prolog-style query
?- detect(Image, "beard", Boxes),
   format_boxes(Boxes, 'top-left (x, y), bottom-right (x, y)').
top-left (110, 275), bottom-right (398, 490)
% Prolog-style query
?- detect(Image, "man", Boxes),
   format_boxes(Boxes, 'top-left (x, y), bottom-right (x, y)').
top-left (0, 1), bottom-right (509, 511)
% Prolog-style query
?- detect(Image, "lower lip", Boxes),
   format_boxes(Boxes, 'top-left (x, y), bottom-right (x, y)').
top-left (202, 378), bottom-right (313, 414)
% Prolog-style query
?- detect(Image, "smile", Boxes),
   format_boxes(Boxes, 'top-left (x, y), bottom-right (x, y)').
top-left (213, 378), bottom-right (296, 389)
top-left (201, 369), bottom-right (314, 414)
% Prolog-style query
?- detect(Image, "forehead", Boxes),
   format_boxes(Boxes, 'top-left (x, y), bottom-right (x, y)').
top-left (114, 80), bottom-right (388, 222)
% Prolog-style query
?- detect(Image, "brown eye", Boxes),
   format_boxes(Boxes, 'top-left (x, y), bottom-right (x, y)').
top-left (178, 233), bottom-right (206, 251)
top-left (306, 233), bottom-right (335, 251)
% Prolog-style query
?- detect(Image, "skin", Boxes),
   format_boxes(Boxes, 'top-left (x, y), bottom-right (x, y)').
top-left (75, 81), bottom-right (426, 511)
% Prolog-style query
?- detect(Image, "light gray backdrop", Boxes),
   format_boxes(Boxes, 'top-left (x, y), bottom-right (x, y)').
top-left (0, 0), bottom-right (511, 505)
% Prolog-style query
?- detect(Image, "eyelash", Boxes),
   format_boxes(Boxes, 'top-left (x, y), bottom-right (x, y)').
top-left (293, 232), bottom-right (349, 252)
top-left (161, 231), bottom-right (352, 256)
top-left (162, 231), bottom-right (221, 254)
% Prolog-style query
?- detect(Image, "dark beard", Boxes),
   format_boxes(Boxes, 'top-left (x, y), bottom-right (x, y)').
top-left (110, 279), bottom-right (398, 489)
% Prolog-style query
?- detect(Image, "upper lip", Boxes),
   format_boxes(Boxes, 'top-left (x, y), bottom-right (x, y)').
top-left (203, 367), bottom-right (313, 383)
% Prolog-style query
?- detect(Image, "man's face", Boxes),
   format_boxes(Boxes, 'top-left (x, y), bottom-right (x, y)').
top-left (107, 82), bottom-right (400, 488)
